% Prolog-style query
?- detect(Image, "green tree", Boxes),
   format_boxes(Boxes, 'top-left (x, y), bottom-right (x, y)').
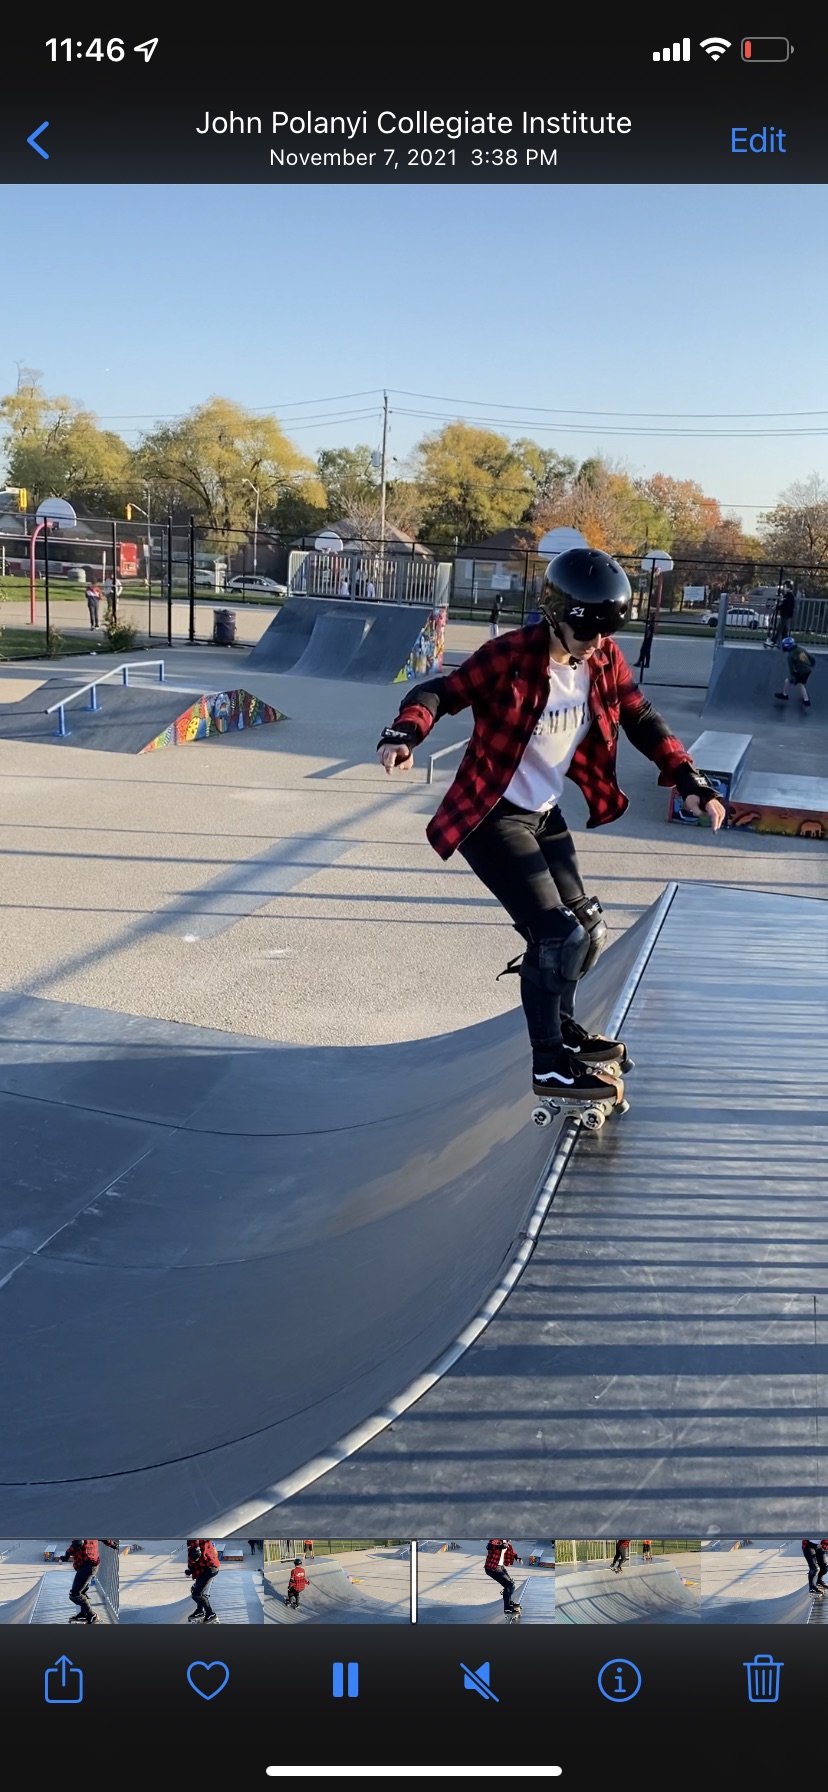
top-left (412, 421), bottom-right (537, 543)
top-left (136, 398), bottom-right (325, 537)
top-left (1, 367), bottom-right (132, 511)
top-left (317, 445), bottom-right (379, 519)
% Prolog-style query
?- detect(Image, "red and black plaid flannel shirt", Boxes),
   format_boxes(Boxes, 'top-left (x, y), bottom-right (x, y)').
top-left (188, 1539), bottom-right (221, 1573)
top-left (391, 622), bottom-right (697, 860)
top-left (485, 1540), bottom-right (519, 1571)
top-left (64, 1540), bottom-right (101, 1569)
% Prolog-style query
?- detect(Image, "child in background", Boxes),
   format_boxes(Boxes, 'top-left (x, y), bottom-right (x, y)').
top-left (776, 637), bottom-right (816, 709)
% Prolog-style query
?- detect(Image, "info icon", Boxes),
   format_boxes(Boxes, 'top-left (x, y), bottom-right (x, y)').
top-left (597, 1658), bottom-right (642, 1703)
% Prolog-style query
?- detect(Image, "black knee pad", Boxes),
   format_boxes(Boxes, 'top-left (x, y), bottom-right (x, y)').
top-left (520, 907), bottom-right (590, 992)
top-left (569, 895), bottom-right (607, 977)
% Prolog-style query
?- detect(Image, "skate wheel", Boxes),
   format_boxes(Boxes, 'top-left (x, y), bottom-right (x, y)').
top-left (582, 1108), bottom-right (605, 1131)
top-left (617, 1098), bottom-right (631, 1116)
top-left (624, 1057), bottom-right (635, 1072)
top-left (531, 1105), bottom-right (554, 1128)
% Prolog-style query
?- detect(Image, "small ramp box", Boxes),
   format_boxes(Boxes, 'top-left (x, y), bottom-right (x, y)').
top-left (249, 595), bottom-right (446, 685)
top-left (140, 688), bottom-right (284, 752)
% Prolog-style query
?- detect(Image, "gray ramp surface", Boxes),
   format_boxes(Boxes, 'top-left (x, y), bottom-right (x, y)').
top-left (0, 1566), bottom-right (116, 1625)
top-left (287, 612), bottom-right (370, 678)
top-left (700, 1542), bottom-right (816, 1624)
top-left (262, 1550), bottom-right (408, 1624)
top-left (248, 596), bottom-right (432, 683)
top-left (702, 645), bottom-right (828, 742)
top-left (0, 678), bottom-right (206, 754)
top-left (0, 921), bottom-right (642, 1532)
top-left (555, 1559), bottom-right (699, 1624)
top-left (267, 883), bottom-right (828, 1537)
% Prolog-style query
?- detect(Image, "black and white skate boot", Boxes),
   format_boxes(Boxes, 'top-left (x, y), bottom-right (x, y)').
top-left (203, 1612), bottom-right (220, 1624)
top-left (561, 1016), bottom-right (633, 1072)
top-left (188, 1610), bottom-right (204, 1623)
top-left (69, 1612), bottom-right (86, 1623)
top-left (532, 1044), bottom-right (618, 1102)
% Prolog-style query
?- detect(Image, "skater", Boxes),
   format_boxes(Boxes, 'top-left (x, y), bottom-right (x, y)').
top-left (772, 581), bottom-right (796, 645)
top-left (286, 1558), bottom-right (308, 1609)
top-left (775, 637), bottom-right (816, 709)
top-left (611, 1541), bottom-right (630, 1574)
top-left (484, 1539), bottom-right (523, 1615)
top-left (303, 1539), bottom-right (315, 1561)
top-left (248, 1539), bottom-right (258, 1555)
top-left (634, 615), bottom-right (656, 671)
top-left (489, 594), bottom-right (503, 639)
top-left (185, 1539), bottom-right (220, 1623)
top-left (802, 1539), bottom-right (828, 1594)
top-left (85, 579), bottom-right (103, 629)
top-left (60, 1539), bottom-right (117, 1624)
top-left (642, 1540), bottom-right (653, 1563)
top-left (378, 549), bottom-right (725, 1102)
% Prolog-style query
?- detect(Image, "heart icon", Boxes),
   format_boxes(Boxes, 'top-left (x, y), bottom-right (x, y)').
top-left (187, 1660), bottom-right (230, 1700)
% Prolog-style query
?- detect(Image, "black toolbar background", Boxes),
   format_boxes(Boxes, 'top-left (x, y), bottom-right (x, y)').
top-left (11, 1626), bottom-right (826, 1781)
top-left (0, 25), bottom-right (820, 182)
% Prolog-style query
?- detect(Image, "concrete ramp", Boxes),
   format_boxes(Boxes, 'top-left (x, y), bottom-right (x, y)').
top-left (0, 908), bottom-right (642, 1532)
top-left (701, 1542), bottom-right (818, 1624)
top-left (248, 596), bottom-right (436, 684)
top-left (702, 645), bottom-right (828, 736)
top-left (555, 1560), bottom-right (699, 1624)
top-left (262, 1551), bottom-right (408, 1624)
top-left (0, 1566), bottom-right (116, 1624)
top-left (287, 612), bottom-right (370, 678)
top-left (0, 679), bottom-right (284, 753)
top-left (119, 1545), bottom-right (264, 1624)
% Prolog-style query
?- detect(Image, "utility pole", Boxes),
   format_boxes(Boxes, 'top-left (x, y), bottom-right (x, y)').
top-left (379, 391), bottom-right (389, 599)
top-left (379, 390), bottom-right (389, 542)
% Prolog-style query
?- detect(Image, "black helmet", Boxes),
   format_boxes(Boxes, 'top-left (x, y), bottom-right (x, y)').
top-left (540, 548), bottom-right (631, 639)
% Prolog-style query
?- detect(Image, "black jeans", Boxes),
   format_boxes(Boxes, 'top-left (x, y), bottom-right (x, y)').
top-left (485, 1565), bottom-right (516, 1611)
top-left (459, 798), bottom-right (587, 1047)
top-left (191, 1567), bottom-right (218, 1616)
top-left (69, 1566), bottom-right (96, 1618)
top-left (612, 1548), bottom-right (628, 1570)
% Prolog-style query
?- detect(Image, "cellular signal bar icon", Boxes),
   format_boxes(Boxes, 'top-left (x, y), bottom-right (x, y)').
top-left (653, 38), bottom-right (691, 61)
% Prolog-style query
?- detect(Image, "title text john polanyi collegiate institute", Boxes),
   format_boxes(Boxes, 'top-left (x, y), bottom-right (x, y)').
top-left (195, 110), bottom-right (633, 139)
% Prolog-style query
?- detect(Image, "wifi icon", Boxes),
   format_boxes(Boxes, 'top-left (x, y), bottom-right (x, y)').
top-left (700, 36), bottom-right (731, 60)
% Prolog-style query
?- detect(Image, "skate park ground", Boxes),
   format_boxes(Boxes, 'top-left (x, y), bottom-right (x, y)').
top-left (119, 1539), bottom-right (267, 1623)
top-left (555, 1554), bottom-right (700, 1624)
top-left (699, 1539), bottom-right (826, 1623)
top-left (416, 1540), bottom-right (555, 1623)
top-left (1, 624), bottom-right (826, 1535)
top-left (0, 1539), bottom-right (117, 1623)
top-left (261, 1545), bottom-right (409, 1624)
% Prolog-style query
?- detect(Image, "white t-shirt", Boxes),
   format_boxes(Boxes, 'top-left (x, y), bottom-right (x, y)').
top-left (503, 658), bottom-right (591, 812)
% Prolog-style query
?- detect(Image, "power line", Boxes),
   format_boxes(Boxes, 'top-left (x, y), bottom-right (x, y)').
top-left (391, 387), bottom-right (828, 421)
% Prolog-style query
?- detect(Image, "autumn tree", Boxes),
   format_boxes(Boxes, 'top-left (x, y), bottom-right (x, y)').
top-left (535, 457), bottom-right (670, 556)
top-left (634, 473), bottom-right (722, 544)
top-left (759, 475), bottom-right (828, 580)
top-left (0, 366), bottom-right (132, 511)
top-left (136, 398), bottom-right (325, 539)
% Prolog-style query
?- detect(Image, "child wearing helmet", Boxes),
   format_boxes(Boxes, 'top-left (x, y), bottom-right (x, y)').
top-left (776, 637), bottom-right (815, 708)
top-left (377, 548), bottom-right (725, 1100)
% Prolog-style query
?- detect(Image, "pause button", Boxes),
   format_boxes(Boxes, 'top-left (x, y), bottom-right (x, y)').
top-left (332, 1661), bottom-right (359, 1699)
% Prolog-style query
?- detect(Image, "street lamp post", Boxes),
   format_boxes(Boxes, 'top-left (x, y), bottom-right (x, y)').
top-left (243, 478), bottom-right (260, 575)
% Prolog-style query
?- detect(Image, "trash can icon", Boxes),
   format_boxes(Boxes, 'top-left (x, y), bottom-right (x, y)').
top-left (744, 1654), bottom-right (783, 1703)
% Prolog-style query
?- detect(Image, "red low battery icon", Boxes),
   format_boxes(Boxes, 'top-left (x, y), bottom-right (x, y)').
top-left (742, 38), bottom-right (792, 61)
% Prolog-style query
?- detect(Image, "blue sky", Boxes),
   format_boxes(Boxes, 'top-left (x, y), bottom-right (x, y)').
top-left (2, 183), bottom-right (826, 526)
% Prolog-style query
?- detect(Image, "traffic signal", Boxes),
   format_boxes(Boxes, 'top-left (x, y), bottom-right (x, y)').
top-left (17, 488), bottom-right (28, 511)
top-left (125, 504), bottom-right (133, 521)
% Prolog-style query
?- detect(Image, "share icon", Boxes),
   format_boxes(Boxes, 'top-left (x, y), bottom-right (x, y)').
top-left (461, 1661), bottom-right (499, 1702)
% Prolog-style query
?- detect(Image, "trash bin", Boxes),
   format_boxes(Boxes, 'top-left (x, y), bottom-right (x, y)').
top-left (213, 608), bottom-right (237, 647)
top-left (744, 1654), bottom-right (783, 1703)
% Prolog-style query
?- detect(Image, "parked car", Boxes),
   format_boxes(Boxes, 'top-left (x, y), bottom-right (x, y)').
top-left (701, 606), bottom-right (762, 629)
top-left (225, 574), bottom-right (286, 596)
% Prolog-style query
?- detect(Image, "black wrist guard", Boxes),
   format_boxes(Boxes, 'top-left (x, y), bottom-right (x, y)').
top-left (377, 723), bottom-right (419, 752)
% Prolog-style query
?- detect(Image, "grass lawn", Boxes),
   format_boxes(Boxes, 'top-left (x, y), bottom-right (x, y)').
top-left (0, 626), bottom-right (110, 660)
